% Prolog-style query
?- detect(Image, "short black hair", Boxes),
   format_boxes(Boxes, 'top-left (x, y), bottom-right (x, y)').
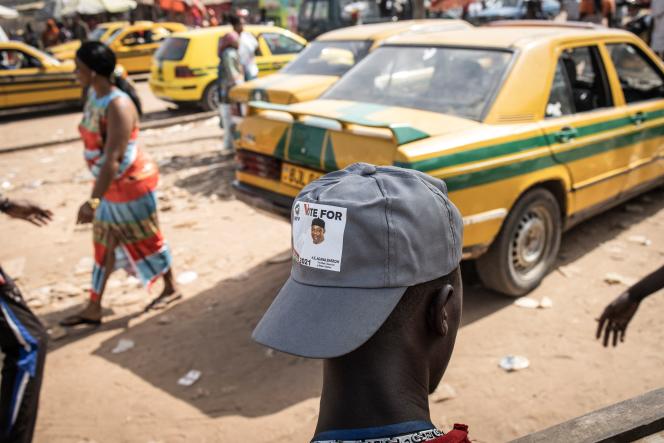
top-left (229, 14), bottom-right (241, 26)
top-left (312, 218), bottom-right (325, 229)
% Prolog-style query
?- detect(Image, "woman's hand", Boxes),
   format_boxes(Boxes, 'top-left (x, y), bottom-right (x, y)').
top-left (76, 201), bottom-right (95, 224)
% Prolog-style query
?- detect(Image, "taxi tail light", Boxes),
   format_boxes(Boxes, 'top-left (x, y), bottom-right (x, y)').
top-left (236, 149), bottom-right (281, 180)
top-left (175, 66), bottom-right (196, 78)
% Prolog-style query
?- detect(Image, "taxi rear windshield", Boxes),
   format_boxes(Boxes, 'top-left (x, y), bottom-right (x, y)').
top-left (155, 37), bottom-right (190, 61)
top-left (322, 46), bottom-right (513, 121)
top-left (282, 40), bottom-right (372, 77)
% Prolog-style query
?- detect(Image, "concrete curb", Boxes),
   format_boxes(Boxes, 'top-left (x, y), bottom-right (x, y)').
top-left (0, 110), bottom-right (218, 155)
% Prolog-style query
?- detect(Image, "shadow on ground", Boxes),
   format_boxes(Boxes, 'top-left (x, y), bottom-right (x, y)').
top-left (555, 186), bottom-right (663, 268)
top-left (42, 185), bottom-right (663, 419)
top-left (161, 152), bottom-right (237, 198)
top-left (79, 251), bottom-right (515, 419)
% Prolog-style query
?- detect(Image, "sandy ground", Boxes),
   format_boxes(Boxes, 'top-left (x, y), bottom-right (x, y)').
top-left (0, 89), bottom-right (663, 442)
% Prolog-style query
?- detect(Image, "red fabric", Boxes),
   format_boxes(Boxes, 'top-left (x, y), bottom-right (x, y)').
top-left (123, 235), bottom-right (166, 262)
top-left (103, 158), bottom-right (159, 203)
top-left (431, 424), bottom-right (470, 443)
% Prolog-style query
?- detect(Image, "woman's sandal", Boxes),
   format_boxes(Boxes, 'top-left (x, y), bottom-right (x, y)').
top-left (59, 315), bottom-right (102, 327)
top-left (144, 291), bottom-right (183, 312)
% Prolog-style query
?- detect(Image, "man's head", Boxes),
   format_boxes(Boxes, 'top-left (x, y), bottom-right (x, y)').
top-left (311, 218), bottom-right (325, 244)
top-left (219, 31), bottom-right (240, 51)
top-left (229, 14), bottom-right (244, 33)
top-left (253, 163), bottom-right (463, 364)
top-left (359, 268), bottom-right (463, 393)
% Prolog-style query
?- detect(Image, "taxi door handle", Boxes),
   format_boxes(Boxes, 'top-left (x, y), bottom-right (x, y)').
top-left (555, 126), bottom-right (578, 143)
top-left (631, 111), bottom-right (647, 125)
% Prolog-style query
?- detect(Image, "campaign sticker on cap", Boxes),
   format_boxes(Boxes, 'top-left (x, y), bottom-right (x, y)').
top-left (292, 202), bottom-right (347, 272)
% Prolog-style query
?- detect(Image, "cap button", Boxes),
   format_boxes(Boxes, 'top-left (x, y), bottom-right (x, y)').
top-left (360, 164), bottom-right (377, 176)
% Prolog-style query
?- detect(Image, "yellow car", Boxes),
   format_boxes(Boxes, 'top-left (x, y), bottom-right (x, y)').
top-left (106, 22), bottom-right (188, 74)
top-left (149, 25), bottom-right (307, 111)
top-left (230, 20), bottom-right (471, 105)
top-left (0, 41), bottom-right (81, 113)
top-left (234, 22), bottom-right (664, 296)
top-left (49, 21), bottom-right (153, 61)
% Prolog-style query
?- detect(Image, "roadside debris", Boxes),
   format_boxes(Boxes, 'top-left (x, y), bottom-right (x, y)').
top-left (178, 369), bottom-right (202, 387)
top-left (111, 339), bottom-right (135, 354)
top-left (499, 355), bottom-right (530, 372)
top-left (557, 265), bottom-right (579, 278)
top-left (176, 271), bottom-right (198, 285)
top-left (539, 296), bottom-right (553, 309)
top-left (51, 282), bottom-right (82, 297)
top-left (627, 235), bottom-right (652, 246)
top-left (430, 383), bottom-right (457, 403)
top-left (604, 273), bottom-right (636, 286)
top-left (514, 297), bottom-right (553, 309)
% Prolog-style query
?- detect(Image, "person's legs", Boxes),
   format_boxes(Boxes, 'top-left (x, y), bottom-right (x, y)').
top-left (221, 102), bottom-right (235, 151)
top-left (61, 233), bottom-right (118, 324)
top-left (0, 276), bottom-right (48, 443)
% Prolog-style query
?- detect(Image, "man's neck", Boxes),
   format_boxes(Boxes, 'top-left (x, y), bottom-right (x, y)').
top-left (314, 348), bottom-right (431, 438)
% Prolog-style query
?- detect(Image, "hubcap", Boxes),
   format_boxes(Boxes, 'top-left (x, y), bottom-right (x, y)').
top-left (508, 205), bottom-right (553, 283)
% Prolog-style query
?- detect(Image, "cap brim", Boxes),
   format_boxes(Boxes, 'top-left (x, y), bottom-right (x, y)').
top-left (252, 277), bottom-right (407, 359)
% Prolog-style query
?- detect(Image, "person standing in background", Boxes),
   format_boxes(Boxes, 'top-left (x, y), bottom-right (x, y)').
top-left (71, 15), bottom-right (90, 42)
top-left (41, 19), bottom-right (61, 48)
top-left (651, 0), bottom-right (664, 57)
top-left (232, 11), bottom-right (259, 81)
top-left (24, 23), bottom-right (40, 48)
top-left (217, 31), bottom-right (244, 151)
top-left (579, 0), bottom-right (615, 25)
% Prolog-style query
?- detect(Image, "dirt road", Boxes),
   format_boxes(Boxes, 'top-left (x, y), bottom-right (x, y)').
top-left (0, 99), bottom-right (662, 442)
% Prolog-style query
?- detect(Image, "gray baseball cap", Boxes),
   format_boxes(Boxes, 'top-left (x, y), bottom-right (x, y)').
top-left (252, 163), bottom-right (463, 359)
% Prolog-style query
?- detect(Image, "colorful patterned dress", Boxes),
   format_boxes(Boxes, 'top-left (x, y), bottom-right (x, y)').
top-left (79, 88), bottom-right (172, 302)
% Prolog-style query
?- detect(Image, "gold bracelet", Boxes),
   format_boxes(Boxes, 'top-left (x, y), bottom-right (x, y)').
top-left (87, 198), bottom-right (101, 210)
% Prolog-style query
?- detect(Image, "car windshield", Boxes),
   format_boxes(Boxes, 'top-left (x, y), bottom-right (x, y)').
top-left (89, 26), bottom-right (110, 41)
top-left (495, 0), bottom-right (521, 7)
top-left (282, 40), bottom-right (372, 76)
top-left (104, 28), bottom-right (125, 45)
top-left (155, 37), bottom-right (189, 61)
top-left (322, 45), bottom-right (513, 121)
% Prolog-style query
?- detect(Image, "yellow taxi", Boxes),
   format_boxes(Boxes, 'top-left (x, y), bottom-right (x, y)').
top-left (230, 20), bottom-right (471, 105)
top-left (234, 22), bottom-right (664, 296)
top-left (48, 21), bottom-right (153, 61)
top-left (106, 22), bottom-right (187, 74)
top-left (0, 41), bottom-right (81, 113)
top-left (149, 25), bottom-right (307, 111)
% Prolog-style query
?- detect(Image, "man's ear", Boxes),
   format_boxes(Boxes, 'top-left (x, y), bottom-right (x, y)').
top-left (428, 284), bottom-right (455, 337)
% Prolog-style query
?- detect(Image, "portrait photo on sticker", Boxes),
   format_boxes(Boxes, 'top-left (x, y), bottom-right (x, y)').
top-left (292, 202), bottom-right (347, 272)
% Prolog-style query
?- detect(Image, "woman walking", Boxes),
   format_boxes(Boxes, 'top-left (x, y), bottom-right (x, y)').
top-left (61, 42), bottom-right (179, 326)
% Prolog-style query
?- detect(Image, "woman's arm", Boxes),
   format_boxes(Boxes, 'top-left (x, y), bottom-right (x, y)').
top-left (91, 97), bottom-right (135, 199)
top-left (77, 96), bottom-right (136, 224)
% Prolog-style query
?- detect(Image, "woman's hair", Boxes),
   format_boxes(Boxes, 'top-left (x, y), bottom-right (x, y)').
top-left (76, 41), bottom-right (143, 115)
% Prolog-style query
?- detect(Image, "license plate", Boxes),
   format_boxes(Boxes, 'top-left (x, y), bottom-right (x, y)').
top-left (281, 163), bottom-right (323, 189)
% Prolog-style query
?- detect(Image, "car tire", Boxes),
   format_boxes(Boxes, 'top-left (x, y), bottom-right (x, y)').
top-left (476, 187), bottom-right (562, 297)
top-left (201, 82), bottom-right (220, 111)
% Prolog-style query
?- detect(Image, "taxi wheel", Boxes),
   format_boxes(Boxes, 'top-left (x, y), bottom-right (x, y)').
top-left (201, 82), bottom-right (220, 111)
top-left (476, 188), bottom-right (562, 297)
